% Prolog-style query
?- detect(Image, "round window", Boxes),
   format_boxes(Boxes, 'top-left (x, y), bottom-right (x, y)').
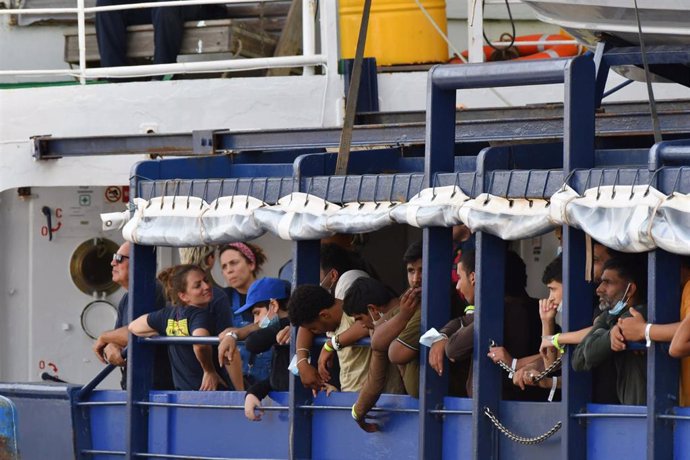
top-left (70, 238), bottom-right (120, 295)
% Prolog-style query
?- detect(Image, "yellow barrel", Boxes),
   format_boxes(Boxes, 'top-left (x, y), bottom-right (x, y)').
top-left (339, 0), bottom-right (448, 66)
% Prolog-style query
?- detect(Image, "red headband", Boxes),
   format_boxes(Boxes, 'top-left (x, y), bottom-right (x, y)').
top-left (226, 242), bottom-right (256, 265)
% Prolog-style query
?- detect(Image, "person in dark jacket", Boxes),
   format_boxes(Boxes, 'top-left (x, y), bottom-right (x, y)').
top-left (225, 278), bottom-right (291, 421)
top-left (572, 257), bottom-right (648, 405)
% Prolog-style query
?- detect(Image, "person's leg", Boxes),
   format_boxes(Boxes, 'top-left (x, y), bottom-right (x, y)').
top-left (96, 0), bottom-right (152, 67)
top-left (95, 0), bottom-right (129, 67)
top-left (151, 2), bottom-right (227, 65)
top-left (151, 2), bottom-right (197, 64)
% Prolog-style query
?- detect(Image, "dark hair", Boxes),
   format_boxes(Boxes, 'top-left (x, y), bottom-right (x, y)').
top-left (157, 264), bottom-right (206, 305)
top-left (343, 278), bottom-right (396, 316)
top-left (288, 285), bottom-right (335, 326)
top-left (541, 255), bottom-right (563, 285)
top-left (218, 242), bottom-right (267, 274)
top-left (320, 243), bottom-right (361, 276)
top-left (252, 298), bottom-right (290, 312)
top-left (458, 249), bottom-right (526, 296)
top-left (593, 241), bottom-right (623, 260)
top-left (403, 241), bottom-right (423, 264)
top-left (505, 251), bottom-right (528, 296)
top-left (602, 256), bottom-right (647, 301)
top-left (459, 249), bottom-right (476, 274)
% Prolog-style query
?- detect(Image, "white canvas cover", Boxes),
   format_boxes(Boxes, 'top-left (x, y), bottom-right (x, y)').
top-left (100, 198), bottom-right (146, 231)
top-left (458, 195), bottom-right (555, 240)
top-left (390, 186), bottom-right (469, 228)
top-left (326, 201), bottom-right (400, 234)
top-left (201, 195), bottom-right (266, 244)
top-left (253, 193), bottom-right (341, 240)
top-left (650, 192), bottom-right (690, 255)
top-left (548, 185), bottom-right (580, 226)
top-left (560, 185), bottom-right (664, 253)
top-left (122, 196), bottom-right (207, 246)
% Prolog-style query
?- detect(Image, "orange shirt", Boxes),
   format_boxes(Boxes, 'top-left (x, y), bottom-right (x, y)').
top-left (680, 281), bottom-right (690, 406)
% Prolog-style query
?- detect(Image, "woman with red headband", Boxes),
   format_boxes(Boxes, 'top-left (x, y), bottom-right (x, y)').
top-left (217, 242), bottom-right (272, 385)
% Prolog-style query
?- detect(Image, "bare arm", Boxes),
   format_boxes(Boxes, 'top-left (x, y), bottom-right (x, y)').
top-left (388, 341), bottom-right (417, 365)
top-left (296, 327), bottom-right (323, 390)
top-left (559, 327), bottom-right (592, 345)
top-left (671, 314), bottom-right (690, 358)
top-left (371, 288), bottom-right (420, 352)
top-left (192, 327), bottom-right (225, 391)
top-left (128, 314), bottom-right (158, 337)
top-left (619, 307), bottom-right (679, 342)
top-left (336, 321), bottom-right (369, 347)
top-left (93, 326), bottom-right (128, 364)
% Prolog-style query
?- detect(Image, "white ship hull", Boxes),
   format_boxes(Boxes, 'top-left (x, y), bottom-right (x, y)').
top-left (522, 0), bottom-right (690, 47)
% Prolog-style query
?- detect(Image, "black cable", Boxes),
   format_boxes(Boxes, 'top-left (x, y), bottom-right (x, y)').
top-left (482, 0), bottom-right (516, 52)
top-left (632, 0), bottom-right (662, 144)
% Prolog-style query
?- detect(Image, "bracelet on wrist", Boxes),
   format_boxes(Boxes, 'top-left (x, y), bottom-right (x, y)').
top-left (324, 340), bottom-right (334, 352)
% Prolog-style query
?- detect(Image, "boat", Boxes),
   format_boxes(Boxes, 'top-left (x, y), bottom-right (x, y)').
top-left (521, 0), bottom-right (690, 47)
top-left (2, 0), bottom-right (690, 459)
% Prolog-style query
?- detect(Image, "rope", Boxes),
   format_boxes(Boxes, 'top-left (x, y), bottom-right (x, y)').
top-left (412, 0), bottom-right (513, 107)
top-left (484, 407), bottom-right (562, 445)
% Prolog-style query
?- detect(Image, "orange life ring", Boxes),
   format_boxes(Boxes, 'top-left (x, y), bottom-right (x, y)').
top-left (457, 34), bottom-right (579, 62)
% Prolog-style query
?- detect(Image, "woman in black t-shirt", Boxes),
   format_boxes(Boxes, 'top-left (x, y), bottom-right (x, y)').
top-left (129, 264), bottom-right (225, 391)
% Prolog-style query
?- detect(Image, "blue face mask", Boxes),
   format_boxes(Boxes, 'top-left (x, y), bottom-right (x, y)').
top-left (259, 311), bottom-right (280, 329)
top-left (608, 283), bottom-right (632, 316)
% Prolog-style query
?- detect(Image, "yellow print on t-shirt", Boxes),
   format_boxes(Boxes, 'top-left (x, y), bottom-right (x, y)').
top-left (166, 318), bottom-right (190, 336)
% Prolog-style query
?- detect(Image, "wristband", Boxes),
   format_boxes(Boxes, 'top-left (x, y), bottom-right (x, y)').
top-left (324, 341), bottom-right (334, 352)
top-left (508, 358), bottom-right (517, 379)
top-left (552, 333), bottom-right (565, 354)
top-left (332, 335), bottom-right (342, 351)
top-left (351, 404), bottom-right (360, 421)
top-left (645, 323), bottom-right (653, 348)
top-left (548, 376), bottom-right (558, 402)
top-left (296, 348), bottom-right (310, 356)
top-left (225, 331), bottom-right (239, 340)
top-left (464, 305), bottom-right (475, 315)
top-left (295, 357), bottom-right (309, 368)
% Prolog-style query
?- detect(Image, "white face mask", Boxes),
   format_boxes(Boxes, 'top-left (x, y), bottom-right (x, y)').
top-left (368, 309), bottom-right (384, 328)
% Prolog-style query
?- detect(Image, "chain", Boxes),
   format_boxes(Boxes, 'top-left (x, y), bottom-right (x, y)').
top-left (489, 340), bottom-right (562, 383)
top-left (483, 407), bottom-right (562, 445)
top-left (530, 354), bottom-right (563, 383)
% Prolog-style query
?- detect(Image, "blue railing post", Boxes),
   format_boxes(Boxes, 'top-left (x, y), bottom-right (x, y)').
top-left (289, 240), bottom-right (320, 460)
top-left (648, 145), bottom-right (683, 460)
top-left (126, 244), bottom-right (157, 458)
top-left (561, 54), bottom-right (595, 460)
top-left (647, 249), bottom-right (680, 460)
top-left (473, 231), bottom-right (506, 460)
top-left (288, 158), bottom-right (324, 460)
top-left (419, 69), bottom-right (456, 460)
top-left (428, 54), bottom-right (596, 459)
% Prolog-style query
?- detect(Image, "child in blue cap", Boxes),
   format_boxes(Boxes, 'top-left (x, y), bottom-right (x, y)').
top-left (219, 278), bottom-right (292, 421)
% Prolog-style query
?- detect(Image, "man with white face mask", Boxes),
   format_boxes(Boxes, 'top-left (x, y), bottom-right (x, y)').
top-left (572, 257), bottom-right (648, 405)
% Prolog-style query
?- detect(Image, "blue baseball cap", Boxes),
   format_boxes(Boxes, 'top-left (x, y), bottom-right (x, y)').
top-left (235, 278), bottom-right (291, 314)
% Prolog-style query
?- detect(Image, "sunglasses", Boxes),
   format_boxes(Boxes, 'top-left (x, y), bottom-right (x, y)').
top-left (112, 253), bottom-right (129, 264)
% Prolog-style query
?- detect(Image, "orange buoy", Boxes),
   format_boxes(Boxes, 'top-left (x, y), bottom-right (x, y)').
top-left (457, 34), bottom-right (579, 62)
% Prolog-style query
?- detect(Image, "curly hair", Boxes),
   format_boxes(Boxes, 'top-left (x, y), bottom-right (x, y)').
top-left (287, 285), bottom-right (335, 326)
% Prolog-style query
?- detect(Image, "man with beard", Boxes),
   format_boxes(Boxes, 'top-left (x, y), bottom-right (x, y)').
top-left (572, 257), bottom-right (648, 405)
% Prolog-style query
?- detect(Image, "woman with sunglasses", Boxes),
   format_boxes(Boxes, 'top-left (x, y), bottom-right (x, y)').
top-left (129, 264), bottom-right (225, 391)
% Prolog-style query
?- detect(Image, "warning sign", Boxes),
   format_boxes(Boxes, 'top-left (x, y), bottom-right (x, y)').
top-left (105, 186), bottom-right (122, 203)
